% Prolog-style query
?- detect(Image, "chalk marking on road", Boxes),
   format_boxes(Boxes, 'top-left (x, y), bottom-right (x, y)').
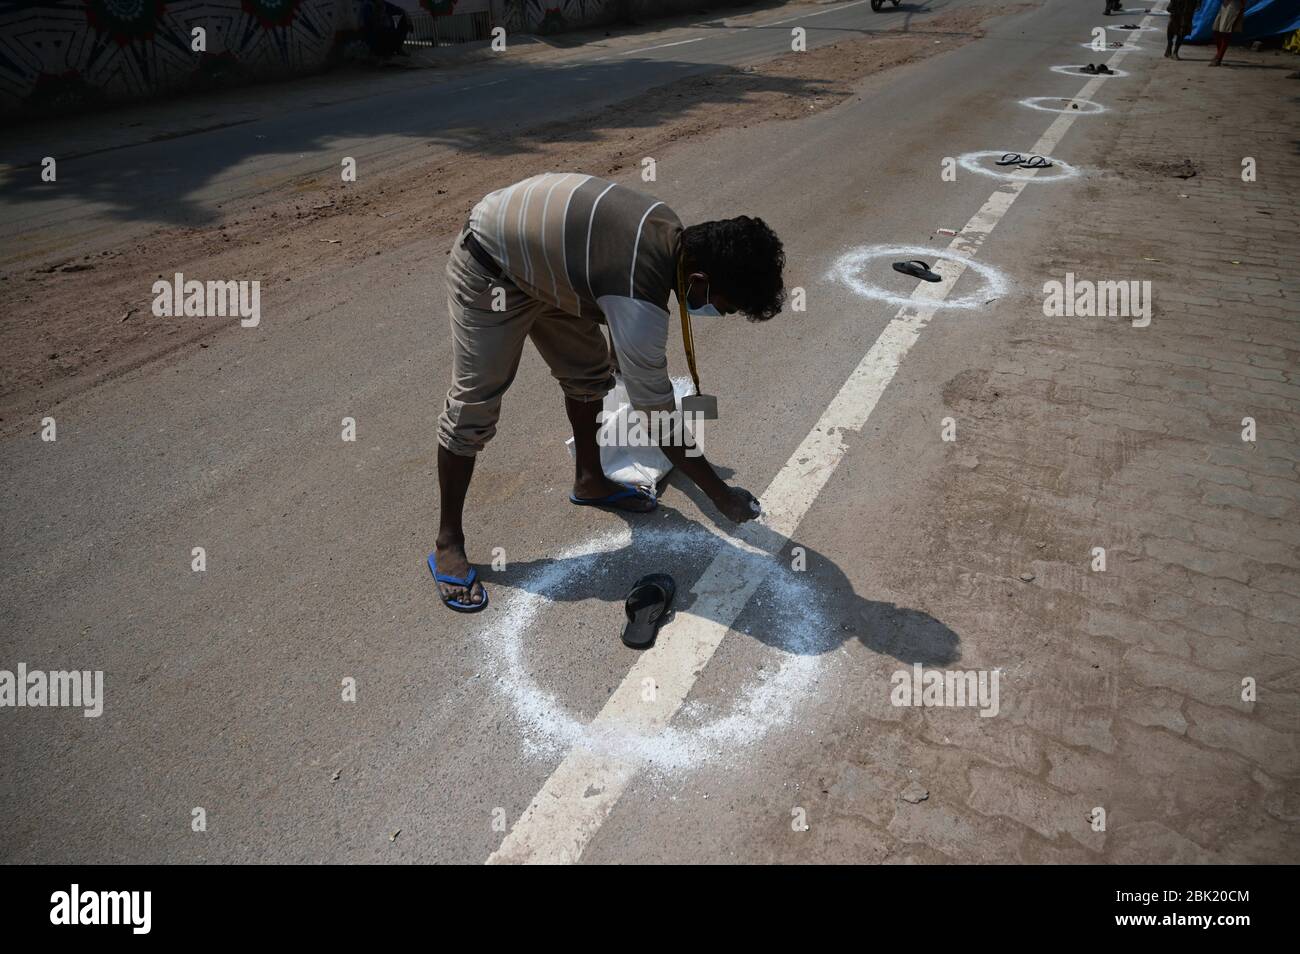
top-left (829, 244), bottom-right (1008, 310)
top-left (1019, 96), bottom-right (1107, 115)
top-left (957, 150), bottom-right (1082, 182)
top-left (1050, 64), bottom-right (1130, 78)
top-left (1080, 41), bottom-right (1147, 53)
top-left (486, 7), bottom-right (1154, 867)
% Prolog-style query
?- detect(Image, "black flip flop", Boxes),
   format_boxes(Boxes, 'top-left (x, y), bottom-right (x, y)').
top-left (1080, 63), bottom-right (1098, 74)
top-left (892, 260), bottom-right (943, 283)
top-left (1096, 64), bottom-right (1115, 75)
top-left (996, 152), bottom-right (1024, 166)
top-left (1019, 155), bottom-right (1054, 169)
top-left (621, 573), bottom-right (675, 648)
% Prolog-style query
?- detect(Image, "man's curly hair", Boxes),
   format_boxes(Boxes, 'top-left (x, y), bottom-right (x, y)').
top-left (681, 216), bottom-right (786, 322)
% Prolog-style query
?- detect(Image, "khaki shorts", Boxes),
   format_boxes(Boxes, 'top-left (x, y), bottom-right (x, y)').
top-left (437, 231), bottom-right (615, 457)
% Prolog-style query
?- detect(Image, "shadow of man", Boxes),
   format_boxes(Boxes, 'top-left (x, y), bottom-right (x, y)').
top-left (483, 467), bottom-right (960, 667)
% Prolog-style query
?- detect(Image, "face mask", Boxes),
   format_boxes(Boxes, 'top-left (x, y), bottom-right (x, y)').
top-left (686, 278), bottom-right (722, 319)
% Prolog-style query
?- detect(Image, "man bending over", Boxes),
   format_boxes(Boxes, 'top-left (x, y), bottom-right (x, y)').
top-left (433, 173), bottom-right (786, 611)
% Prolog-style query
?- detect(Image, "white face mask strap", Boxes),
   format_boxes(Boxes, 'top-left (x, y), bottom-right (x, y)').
top-left (687, 276), bottom-right (709, 309)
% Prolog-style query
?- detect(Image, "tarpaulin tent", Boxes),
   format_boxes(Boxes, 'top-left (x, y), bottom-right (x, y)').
top-left (1186, 0), bottom-right (1300, 44)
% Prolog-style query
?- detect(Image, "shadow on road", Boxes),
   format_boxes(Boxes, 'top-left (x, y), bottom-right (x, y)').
top-left (477, 467), bottom-right (961, 667)
top-left (3, 57), bottom-right (840, 229)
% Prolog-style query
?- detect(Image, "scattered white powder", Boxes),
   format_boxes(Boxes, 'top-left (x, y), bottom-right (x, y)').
top-left (827, 244), bottom-right (1010, 311)
top-left (476, 525), bottom-right (834, 773)
top-left (956, 149), bottom-right (1083, 182)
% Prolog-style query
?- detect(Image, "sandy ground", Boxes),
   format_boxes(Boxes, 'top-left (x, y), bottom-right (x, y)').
top-left (0, 1), bottom-right (1014, 437)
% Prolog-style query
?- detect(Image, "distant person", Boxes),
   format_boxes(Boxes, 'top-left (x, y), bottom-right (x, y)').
top-left (364, 0), bottom-right (411, 58)
top-left (1165, 0), bottom-right (1194, 59)
top-left (430, 174), bottom-right (786, 611)
top-left (1210, 0), bottom-right (1245, 66)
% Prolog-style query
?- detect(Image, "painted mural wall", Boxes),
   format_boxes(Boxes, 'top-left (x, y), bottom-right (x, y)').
top-left (0, 0), bottom-right (748, 117)
top-left (0, 0), bottom-right (349, 116)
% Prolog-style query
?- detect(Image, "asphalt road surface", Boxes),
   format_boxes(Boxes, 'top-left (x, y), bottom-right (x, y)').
top-left (3, 0), bottom-right (1297, 864)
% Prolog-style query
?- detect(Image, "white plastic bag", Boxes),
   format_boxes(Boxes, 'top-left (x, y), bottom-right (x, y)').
top-left (565, 375), bottom-right (697, 491)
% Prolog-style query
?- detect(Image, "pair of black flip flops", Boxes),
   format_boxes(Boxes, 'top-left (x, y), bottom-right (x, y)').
top-left (1079, 63), bottom-right (1116, 75)
top-left (622, 573), bottom-right (675, 648)
top-left (997, 152), bottom-right (1055, 169)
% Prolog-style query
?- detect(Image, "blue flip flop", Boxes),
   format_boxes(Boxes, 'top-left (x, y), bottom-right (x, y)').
top-left (569, 484), bottom-right (657, 511)
top-left (427, 554), bottom-right (489, 613)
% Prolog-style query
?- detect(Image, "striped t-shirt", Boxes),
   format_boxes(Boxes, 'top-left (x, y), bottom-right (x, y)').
top-left (468, 173), bottom-right (682, 410)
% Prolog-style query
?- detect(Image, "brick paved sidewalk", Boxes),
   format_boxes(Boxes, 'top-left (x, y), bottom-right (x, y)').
top-left (894, 48), bottom-right (1300, 862)
top-left (747, 46), bottom-right (1300, 868)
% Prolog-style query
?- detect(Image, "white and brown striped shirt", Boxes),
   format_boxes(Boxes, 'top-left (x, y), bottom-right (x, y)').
top-left (469, 173), bottom-right (682, 410)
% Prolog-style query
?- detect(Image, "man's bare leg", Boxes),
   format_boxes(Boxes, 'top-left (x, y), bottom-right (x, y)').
top-left (565, 395), bottom-right (655, 511)
top-left (435, 445), bottom-right (485, 605)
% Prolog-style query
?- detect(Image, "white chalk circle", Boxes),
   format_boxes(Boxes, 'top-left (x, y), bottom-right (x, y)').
top-left (1051, 64), bottom-right (1130, 78)
top-left (1103, 23), bottom-right (1160, 32)
top-left (477, 525), bottom-right (834, 772)
top-left (1020, 96), bottom-right (1107, 115)
top-left (956, 150), bottom-right (1082, 183)
top-left (828, 243), bottom-right (1009, 311)
top-left (1079, 41), bottom-right (1148, 53)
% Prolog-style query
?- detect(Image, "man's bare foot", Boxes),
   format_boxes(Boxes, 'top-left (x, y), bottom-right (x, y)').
top-left (434, 538), bottom-right (485, 606)
top-left (572, 474), bottom-right (656, 512)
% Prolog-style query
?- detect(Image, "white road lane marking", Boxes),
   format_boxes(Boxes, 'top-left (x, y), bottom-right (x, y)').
top-left (455, 78), bottom-right (509, 92)
top-left (487, 6), bottom-right (1156, 867)
top-left (620, 37), bottom-right (706, 56)
top-left (764, 0), bottom-right (872, 27)
top-left (602, 0), bottom-right (878, 60)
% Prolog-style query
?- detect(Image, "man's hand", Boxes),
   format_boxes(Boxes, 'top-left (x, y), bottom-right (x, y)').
top-left (713, 485), bottom-right (761, 524)
top-left (657, 443), bottom-right (759, 524)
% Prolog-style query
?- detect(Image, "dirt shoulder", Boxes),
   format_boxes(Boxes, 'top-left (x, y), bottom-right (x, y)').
top-left (0, 1), bottom-right (1028, 437)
